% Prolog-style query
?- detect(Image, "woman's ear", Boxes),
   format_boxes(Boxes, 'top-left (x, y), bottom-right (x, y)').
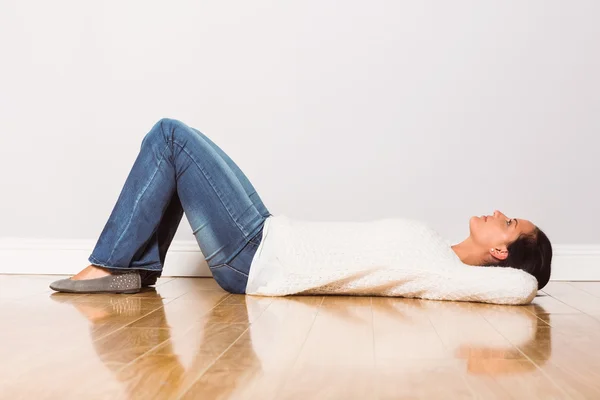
top-left (489, 246), bottom-right (509, 261)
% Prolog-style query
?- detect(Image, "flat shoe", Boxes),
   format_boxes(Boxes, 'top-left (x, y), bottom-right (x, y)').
top-left (49, 271), bottom-right (141, 294)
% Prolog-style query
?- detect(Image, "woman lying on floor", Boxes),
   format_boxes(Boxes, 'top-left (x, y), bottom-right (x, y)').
top-left (50, 118), bottom-right (552, 305)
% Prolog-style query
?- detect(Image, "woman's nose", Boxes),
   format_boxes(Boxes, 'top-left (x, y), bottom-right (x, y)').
top-left (493, 210), bottom-right (501, 218)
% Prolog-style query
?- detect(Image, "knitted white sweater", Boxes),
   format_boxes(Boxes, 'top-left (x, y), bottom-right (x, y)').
top-left (245, 215), bottom-right (538, 305)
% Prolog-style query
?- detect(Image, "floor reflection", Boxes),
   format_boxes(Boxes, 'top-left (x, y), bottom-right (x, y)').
top-left (312, 296), bottom-right (552, 376)
top-left (51, 290), bottom-right (553, 398)
top-left (52, 289), bottom-right (262, 399)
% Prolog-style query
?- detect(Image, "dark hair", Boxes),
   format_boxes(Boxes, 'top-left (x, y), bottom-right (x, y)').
top-left (487, 227), bottom-right (552, 290)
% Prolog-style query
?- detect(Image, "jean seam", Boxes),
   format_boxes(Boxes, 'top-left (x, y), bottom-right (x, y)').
top-left (247, 225), bottom-right (264, 245)
top-left (171, 139), bottom-right (249, 237)
top-left (106, 142), bottom-right (171, 265)
top-left (211, 263), bottom-right (249, 278)
top-left (88, 255), bottom-right (162, 271)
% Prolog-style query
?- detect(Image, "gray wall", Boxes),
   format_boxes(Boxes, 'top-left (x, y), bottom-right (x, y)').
top-left (1, 0), bottom-right (598, 246)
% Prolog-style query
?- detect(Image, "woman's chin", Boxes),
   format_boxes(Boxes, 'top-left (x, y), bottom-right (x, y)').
top-left (468, 216), bottom-right (483, 236)
top-left (469, 215), bottom-right (481, 226)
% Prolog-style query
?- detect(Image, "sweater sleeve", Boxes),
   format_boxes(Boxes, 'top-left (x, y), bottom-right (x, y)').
top-left (387, 265), bottom-right (539, 305)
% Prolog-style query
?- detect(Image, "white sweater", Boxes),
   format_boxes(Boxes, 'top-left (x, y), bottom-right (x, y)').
top-left (245, 215), bottom-right (538, 305)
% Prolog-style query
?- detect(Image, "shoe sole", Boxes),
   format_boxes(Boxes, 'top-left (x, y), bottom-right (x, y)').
top-left (49, 286), bottom-right (140, 294)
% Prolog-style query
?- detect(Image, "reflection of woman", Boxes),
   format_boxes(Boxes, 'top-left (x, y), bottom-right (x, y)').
top-left (55, 292), bottom-right (552, 398)
top-left (451, 304), bottom-right (552, 375)
top-left (322, 297), bottom-right (552, 376)
top-left (49, 118), bottom-right (551, 304)
top-left (53, 290), bottom-right (264, 399)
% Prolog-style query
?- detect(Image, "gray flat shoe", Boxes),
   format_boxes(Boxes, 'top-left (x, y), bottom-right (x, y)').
top-left (49, 271), bottom-right (141, 294)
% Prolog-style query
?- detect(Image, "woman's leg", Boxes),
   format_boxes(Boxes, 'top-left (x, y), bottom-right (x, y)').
top-left (189, 126), bottom-right (271, 219)
top-left (81, 117), bottom-right (270, 292)
top-left (122, 123), bottom-right (273, 286)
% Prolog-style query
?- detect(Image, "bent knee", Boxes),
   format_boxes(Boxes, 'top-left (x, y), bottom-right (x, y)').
top-left (157, 117), bottom-right (184, 127)
top-left (144, 118), bottom-right (187, 145)
top-left (157, 117), bottom-right (188, 135)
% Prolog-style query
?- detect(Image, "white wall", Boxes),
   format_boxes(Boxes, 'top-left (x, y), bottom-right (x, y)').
top-left (1, 1), bottom-right (599, 276)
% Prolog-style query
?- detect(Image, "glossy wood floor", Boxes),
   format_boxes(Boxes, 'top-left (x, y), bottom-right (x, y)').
top-left (2, 276), bottom-right (600, 400)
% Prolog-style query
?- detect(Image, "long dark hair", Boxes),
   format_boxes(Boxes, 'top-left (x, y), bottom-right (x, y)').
top-left (488, 227), bottom-right (553, 290)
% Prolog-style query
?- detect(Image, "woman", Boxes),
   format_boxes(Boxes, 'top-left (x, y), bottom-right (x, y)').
top-left (50, 118), bottom-right (552, 303)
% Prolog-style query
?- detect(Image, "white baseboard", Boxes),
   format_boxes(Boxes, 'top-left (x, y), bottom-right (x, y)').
top-left (0, 238), bottom-right (212, 277)
top-left (0, 238), bottom-right (598, 281)
top-left (547, 245), bottom-right (600, 281)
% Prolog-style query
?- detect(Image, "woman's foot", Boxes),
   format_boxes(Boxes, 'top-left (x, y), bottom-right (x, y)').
top-left (71, 264), bottom-right (113, 280)
top-left (49, 265), bottom-right (141, 294)
top-left (70, 264), bottom-right (159, 286)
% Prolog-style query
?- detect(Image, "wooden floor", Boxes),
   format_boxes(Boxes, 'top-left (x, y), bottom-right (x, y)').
top-left (2, 276), bottom-right (600, 400)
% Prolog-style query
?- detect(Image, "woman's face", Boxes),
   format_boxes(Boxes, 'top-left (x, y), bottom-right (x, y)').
top-left (469, 210), bottom-right (537, 259)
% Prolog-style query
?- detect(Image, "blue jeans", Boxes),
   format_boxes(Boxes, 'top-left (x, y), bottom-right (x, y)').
top-left (88, 118), bottom-right (272, 294)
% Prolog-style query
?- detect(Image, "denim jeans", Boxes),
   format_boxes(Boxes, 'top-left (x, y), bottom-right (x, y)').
top-left (88, 118), bottom-right (272, 294)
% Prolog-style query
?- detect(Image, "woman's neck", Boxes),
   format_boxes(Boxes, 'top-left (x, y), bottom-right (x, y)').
top-left (451, 237), bottom-right (485, 266)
